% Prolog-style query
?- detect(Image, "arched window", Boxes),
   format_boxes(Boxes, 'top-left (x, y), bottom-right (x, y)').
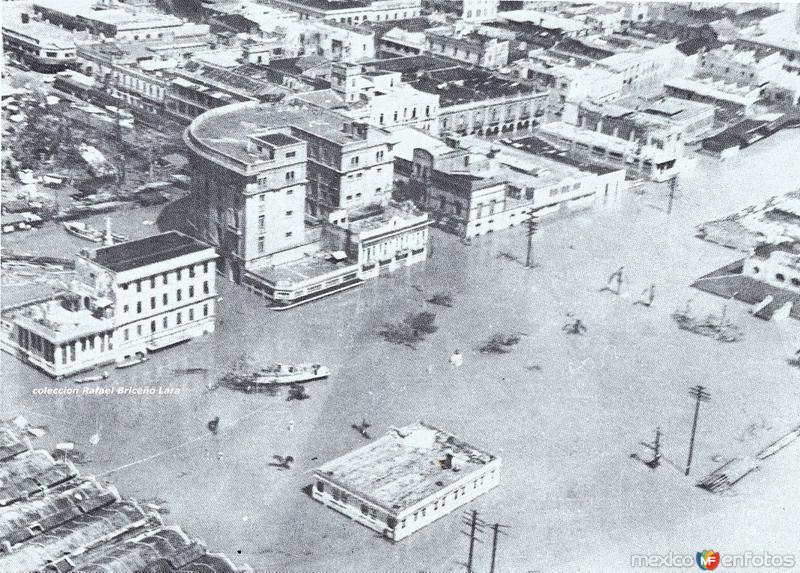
top-left (425, 105), bottom-right (430, 117)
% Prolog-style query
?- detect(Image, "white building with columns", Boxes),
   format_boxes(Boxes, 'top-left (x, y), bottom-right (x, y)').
top-left (1, 231), bottom-right (217, 378)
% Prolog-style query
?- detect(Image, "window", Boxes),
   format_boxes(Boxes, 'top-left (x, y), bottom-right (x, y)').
top-left (203, 263), bottom-right (209, 273)
top-left (350, 156), bottom-right (359, 166)
top-left (286, 210), bottom-right (293, 216)
top-left (124, 329), bottom-right (129, 341)
top-left (151, 297), bottom-right (156, 310)
top-left (123, 304), bottom-right (129, 313)
top-left (177, 289), bottom-right (182, 302)
top-left (163, 293), bottom-right (168, 305)
top-left (137, 325), bottom-right (142, 336)
top-left (203, 281), bottom-right (209, 294)
top-left (258, 215), bottom-right (265, 232)
top-left (136, 281), bottom-right (142, 293)
top-left (376, 150), bottom-right (384, 161)
top-left (150, 320), bottom-right (156, 333)
top-left (258, 236), bottom-right (265, 254)
top-left (189, 308), bottom-right (195, 321)
top-left (150, 277), bottom-right (156, 288)
top-left (189, 286), bottom-right (195, 298)
top-left (379, 113), bottom-right (384, 124)
top-left (776, 273), bottom-right (786, 282)
top-left (285, 231), bottom-right (293, 238)
top-left (203, 304), bottom-right (209, 317)
top-left (163, 316), bottom-right (168, 329)
top-left (189, 266), bottom-right (195, 278)
top-left (177, 269), bottom-right (182, 281)
top-left (286, 151), bottom-right (296, 158)
top-left (285, 171), bottom-right (295, 182)
top-left (361, 504), bottom-right (369, 514)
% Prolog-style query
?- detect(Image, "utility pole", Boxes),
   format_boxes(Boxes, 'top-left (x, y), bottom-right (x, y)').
top-left (686, 385), bottom-right (711, 477)
top-left (463, 510), bottom-right (482, 573)
top-left (640, 427), bottom-right (662, 469)
top-left (488, 522), bottom-right (511, 573)
top-left (525, 210), bottom-right (538, 268)
top-left (667, 175), bottom-right (677, 215)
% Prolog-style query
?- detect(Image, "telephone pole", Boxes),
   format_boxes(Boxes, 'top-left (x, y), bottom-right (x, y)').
top-left (463, 510), bottom-right (483, 573)
top-left (686, 385), bottom-right (711, 476)
top-left (488, 522), bottom-right (511, 573)
top-left (667, 175), bottom-right (677, 215)
top-left (525, 210), bottom-right (538, 268)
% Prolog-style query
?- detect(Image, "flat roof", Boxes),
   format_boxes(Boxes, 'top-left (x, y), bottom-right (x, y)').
top-left (410, 67), bottom-right (544, 107)
top-left (255, 132), bottom-right (301, 147)
top-left (187, 101), bottom-right (396, 167)
top-left (90, 231), bottom-right (213, 273)
top-left (249, 253), bottom-right (356, 285)
top-left (315, 422), bottom-right (496, 512)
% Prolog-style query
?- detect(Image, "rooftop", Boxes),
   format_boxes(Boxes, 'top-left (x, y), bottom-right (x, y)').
top-left (510, 135), bottom-right (621, 175)
top-left (347, 200), bottom-right (428, 234)
top-left (0, 420), bottom-right (243, 573)
top-left (89, 231), bottom-right (213, 273)
top-left (315, 422), bottom-right (496, 512)
top-left (410, 67), bottom-right (544, 107)
top-left (186, 101), bottom-right (397, 169)
top-left (34, 0), bottom-right (184, 28)
top-left (248, 252), bottom-right (357, 286)
top-left (255, 132), bottom-right (302, 147)
top-left (272, 0), bottom-right (371, 11)
top-left (2, 13), bottom-right (77, 49)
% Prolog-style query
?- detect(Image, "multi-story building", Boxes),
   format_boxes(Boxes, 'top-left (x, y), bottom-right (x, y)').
top-left (296, 19), bottom-right (376, 63)
top-left (264, 0), bottom-right (422, 24)
top-left (696, 44), bottom-right (784, 87)
top-left (293, 62), bottom-right (440, 133)
top-left (423, 0), bottom-right (498, 21)
top-left (535, 121), bottom-right (681, 182)
top-left (425, 27), bottom-right (509, 70)
top-left (184, 101), bottom-right (430, 307)
top-left (0, 231), bottom-right (217, 378)
top-left (164, 63), bottom-right (291, 123)
top-left (406, 64), bottom-right (548, 137)
top-left (743, 242), bottom-right (800, 293)
top-left (2, 10), bottom-right (79, 72)
top-left (33, 0), bottom-right (207, 42)
top-left (311, 422), bottom-right (501, 541)
top-left (397, 128), bottom-right (625, 237)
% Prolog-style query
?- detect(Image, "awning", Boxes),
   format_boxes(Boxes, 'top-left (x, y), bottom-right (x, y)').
top-left (330, 250), bottom-right (348, 262)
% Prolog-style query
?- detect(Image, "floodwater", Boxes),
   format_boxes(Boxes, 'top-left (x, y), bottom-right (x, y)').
top-left (2, 130), bottom-right (800, 572)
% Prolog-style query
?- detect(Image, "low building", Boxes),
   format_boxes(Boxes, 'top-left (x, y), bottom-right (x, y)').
top-left (425, 27), bottom-right (509, 69)
top-left (312, 422), bottom-right (501, 541)
top-left (0, 231), bottom-right (217, 378)
top-left (34, 0), bottom-right (208, 42)
top-left (576, 97), bottom-right (715, 154)
top-left (2, 10), bottom-right (79, 72)
top-left (264, 0), bottom-right (422, 24)
top-left (535, 121), bottom-right (680, 181)
top-left (664, 76), bottom-right (762, 116)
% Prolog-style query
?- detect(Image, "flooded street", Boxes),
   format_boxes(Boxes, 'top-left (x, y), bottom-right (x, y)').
top-left (2, 130), bottom-right (800, 571)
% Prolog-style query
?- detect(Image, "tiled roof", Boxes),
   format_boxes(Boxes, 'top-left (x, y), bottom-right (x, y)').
top-left (0, 420), bottom-right (246, 573)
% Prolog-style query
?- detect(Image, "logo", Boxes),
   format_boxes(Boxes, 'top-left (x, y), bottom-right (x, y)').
top-left (696, 550), bottom-right (720, 570)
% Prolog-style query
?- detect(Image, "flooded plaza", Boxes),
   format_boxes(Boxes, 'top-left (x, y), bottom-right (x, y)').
top-left (2, 130), bottom-right (800, 571)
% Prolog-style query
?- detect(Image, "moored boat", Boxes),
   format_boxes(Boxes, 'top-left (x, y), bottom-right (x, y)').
top-left (115, 355), bottom-right (149, 369)
top-left (220, 363), bottom-right (329, 392)
top-left (63, 221), bottom-right (127, 244)
top-left (253, 363), bottom-right (330, 385)
top-left (74, 371), bottom-right (109, 384)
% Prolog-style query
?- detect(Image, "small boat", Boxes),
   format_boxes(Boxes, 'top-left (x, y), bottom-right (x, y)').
top-left (74, 371), bottom-right (109, 384)
top-left (220, 363), bottom-right (329, 392)
top-left (253, 363), bottom-right (329, 385)
top-left (63, 221), bottom-right (127, 244)
top-left (115, 355), bottom-right (149, 369)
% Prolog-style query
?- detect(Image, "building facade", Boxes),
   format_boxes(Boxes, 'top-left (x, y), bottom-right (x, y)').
top-left (312, 422), bottom-right (501, 541)
top-left (425, 29), bottom-right (509, 69)
top-left (265, 0), bottom-right (422, 23)
top-left (2, 12), bottom-right (78, 72)
top-left (0, 232), bottom-right (217, 378)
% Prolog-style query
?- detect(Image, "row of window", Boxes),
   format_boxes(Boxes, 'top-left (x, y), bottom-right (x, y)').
top-left (378, 106), bottom-right (432, 125)
top-left (122, 304), bottom-right (210, 341)
top-left (121, 263), bottom-right (210, 292)
top-left (123, 282), bottom-right (210, 315)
